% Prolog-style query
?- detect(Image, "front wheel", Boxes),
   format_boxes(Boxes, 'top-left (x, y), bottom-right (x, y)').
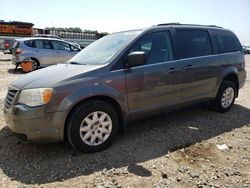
top-left (32, 60), bottom-right (39, 70)
top-left (66, 101), bottom-right (119, 153)
top-left (211, 81), bottom-right (237, 113)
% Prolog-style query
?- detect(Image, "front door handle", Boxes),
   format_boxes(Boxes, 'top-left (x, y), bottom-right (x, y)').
top-left (183, 64), bottom-right (192, 70)
top-left (168, 67), bottom-right (180, 73)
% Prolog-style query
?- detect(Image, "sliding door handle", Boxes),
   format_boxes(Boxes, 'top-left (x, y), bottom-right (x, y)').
top-left (183, 64), bottom-right (192, 70)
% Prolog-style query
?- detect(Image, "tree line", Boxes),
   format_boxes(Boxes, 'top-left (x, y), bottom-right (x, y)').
top-left (45, 27), bottom-right (108, 35)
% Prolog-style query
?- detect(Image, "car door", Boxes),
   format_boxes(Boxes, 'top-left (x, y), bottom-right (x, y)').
top-left (34, 39), bottom-right (55, 65)
top-left (125, 31), bottom-right (182, 118)
top-left (51, 40), bottom-right (72, 64)
top-left (173, 29), bottom-right (217, 103)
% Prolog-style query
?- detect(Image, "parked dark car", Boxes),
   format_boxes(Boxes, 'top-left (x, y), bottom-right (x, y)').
top-left (4, 23), bottom-right (246, 152)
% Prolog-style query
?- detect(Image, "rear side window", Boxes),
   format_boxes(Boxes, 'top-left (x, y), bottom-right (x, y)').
top-left (175, 30), bottom-right (212, 59)
top-left (214, 30), bottom-right (241, 53)
top-left (24, 40), bottom-right (34, 48)
top-left (34, 40), bottom-right (52, 49)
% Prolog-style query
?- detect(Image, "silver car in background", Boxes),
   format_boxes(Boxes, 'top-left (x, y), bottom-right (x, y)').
top-left (33, 34), bottom-right (82, 49)
top-left (12, 38), bottom-right (81, 69)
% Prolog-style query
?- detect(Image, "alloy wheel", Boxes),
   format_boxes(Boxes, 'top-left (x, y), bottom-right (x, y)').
top-left (221, 87), bottom-right (234, 108)
top-left (79, 111), bottom-right (112, 146)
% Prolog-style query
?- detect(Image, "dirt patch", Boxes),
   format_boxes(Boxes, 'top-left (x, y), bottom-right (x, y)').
top-left (179, 143), bottom-right (218, 165)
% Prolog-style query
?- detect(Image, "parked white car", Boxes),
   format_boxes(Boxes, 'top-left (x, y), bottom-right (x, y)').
top-left (242, 45), bottom-right (250, 54)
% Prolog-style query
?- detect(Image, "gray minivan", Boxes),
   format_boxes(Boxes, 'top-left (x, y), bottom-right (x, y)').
top-left (12, 38), bottom-right (81, 69)
top-left (4, 24), bottom-right (246, 152)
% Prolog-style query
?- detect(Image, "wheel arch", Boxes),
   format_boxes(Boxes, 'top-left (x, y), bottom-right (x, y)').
top-left (64, 95), bottom-right (125, 140)
top-left (216, 66), bottom-right (239, 97)
top-left (222, 73), bottom-right (239, 97)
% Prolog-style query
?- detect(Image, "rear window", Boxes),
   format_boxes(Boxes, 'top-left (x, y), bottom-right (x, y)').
top-left (214, 30), bottom-right (242, 53)
top-left (175, 30), bottom-right (212, 59)
top-left (13, 41), bottom-right (20, 49)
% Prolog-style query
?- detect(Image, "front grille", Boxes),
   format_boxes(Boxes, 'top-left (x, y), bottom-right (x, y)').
top-left (4, 89), bottom-right (18, 109)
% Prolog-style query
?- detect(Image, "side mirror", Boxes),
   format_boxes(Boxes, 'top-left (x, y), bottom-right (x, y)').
top-left (127, 51), bottom-right (147, 67)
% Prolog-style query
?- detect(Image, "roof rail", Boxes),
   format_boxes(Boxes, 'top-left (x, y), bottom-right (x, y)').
top-left (157, 23), bottom-right (181, 26)
top-left (206, 25), bottom-right (223, 28)
top-left (157, 23), bottom-right (222, 28)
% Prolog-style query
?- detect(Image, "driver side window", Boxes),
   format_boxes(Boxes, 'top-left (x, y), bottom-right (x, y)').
top-left (71, 45), bottom-right (80, 51)
top-left (130, 31), bottom-right (173, 65)
top-left (52, 41), bottom-right (71, 51)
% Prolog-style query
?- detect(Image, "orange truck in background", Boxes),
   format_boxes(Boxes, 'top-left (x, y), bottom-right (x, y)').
top-left (0, 21), bottom-right (34, 53)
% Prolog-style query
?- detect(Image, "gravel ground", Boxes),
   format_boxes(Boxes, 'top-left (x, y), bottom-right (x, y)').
top-left (0, 52), bottom-right (249, 188)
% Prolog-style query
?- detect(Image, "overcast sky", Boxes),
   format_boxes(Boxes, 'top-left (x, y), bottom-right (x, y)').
top-left (0, 0), bottom-right (250, 44)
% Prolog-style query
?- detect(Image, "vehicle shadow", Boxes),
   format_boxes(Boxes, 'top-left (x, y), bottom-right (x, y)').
top-left (0, 104), bottom-right (249, 184)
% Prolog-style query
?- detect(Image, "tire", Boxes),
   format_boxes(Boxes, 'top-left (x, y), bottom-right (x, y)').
top-left (66, 100), bottom-right (119, 153)
top-left (211, 80), bottom-right (237, 113)
top-left (30, 58), bottom-right (39, 70)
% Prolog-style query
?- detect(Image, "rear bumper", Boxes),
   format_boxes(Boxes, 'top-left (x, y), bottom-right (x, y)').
top-left (11, 57), bottom-right (18, 65)
top-left (11, 55), bottom-right (22, 65)
top-left (3, 104), bottom-right (66, 143)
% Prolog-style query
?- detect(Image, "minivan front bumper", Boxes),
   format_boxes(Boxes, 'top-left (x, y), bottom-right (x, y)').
top-left (3, 104), bottom-right (66, 143)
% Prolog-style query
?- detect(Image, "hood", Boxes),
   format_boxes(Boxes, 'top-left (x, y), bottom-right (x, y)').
top-left (11, 64), bottom-right (101, 89)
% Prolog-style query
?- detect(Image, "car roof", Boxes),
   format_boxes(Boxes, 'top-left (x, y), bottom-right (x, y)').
top-left (111, 23), bottom-right (227, 36)
top-left (14, 37), bottom-right (81, 50)
top-left (132, 23), bottom-right (233, 37)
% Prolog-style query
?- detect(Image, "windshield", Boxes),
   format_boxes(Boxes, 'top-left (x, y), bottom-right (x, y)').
top-left (68, 30), bottom-right (142, 65)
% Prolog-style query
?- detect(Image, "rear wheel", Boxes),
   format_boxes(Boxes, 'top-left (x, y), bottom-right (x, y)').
top-left (29, 58), bottom-right (39, 70)
top-left (211, 80), bottom-right (237, 113)
top-left (66, 100), bottom-right (119, 153)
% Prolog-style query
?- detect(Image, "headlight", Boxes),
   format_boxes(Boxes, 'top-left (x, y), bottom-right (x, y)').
top-left (18, 88), bottom-right (53, 107)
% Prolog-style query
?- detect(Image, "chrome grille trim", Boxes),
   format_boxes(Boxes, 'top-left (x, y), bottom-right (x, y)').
top-left (4, 89), bottom-right (18, 109)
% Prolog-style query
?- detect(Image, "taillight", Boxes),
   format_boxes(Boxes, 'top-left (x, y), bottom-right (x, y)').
top-left (16, 48), bottom-right (22, 55)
